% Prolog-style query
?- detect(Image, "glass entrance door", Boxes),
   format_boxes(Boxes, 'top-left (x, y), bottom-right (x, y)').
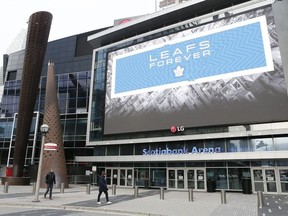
top-left (187, 169), bottom-right (206, 191)
top-left (168, 169), bottom-right (185, 189)
top-left (106, 168), bottom-right (133, 187)
top-left (168, 168), bottom-right (205, 190)
top-left (119, 168), bottom-right (133, 187)
top-left (168, 169), bottom-right (176, 189)
top-left (279, 168), bottom-right (288, 194)
top-left (196, 169), bottom-right (206, 190)
top-left (106, 168), bottom-right (118, 186)
top-left (252, 168), bottom-right (278, 193)
top-left (177, 170), bottom-right (185, 189)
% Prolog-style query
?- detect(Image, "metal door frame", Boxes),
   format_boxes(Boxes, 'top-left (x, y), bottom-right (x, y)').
top-left (251, 167), bottom-right (279, 194)
top-left (167, 168), bottom-right (206, 191)
top-left (106, 167), bottom-right (133, 187)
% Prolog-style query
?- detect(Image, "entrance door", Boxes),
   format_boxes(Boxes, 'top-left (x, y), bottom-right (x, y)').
top-left (119, 168), bottom-right (133, 187)
top-left (252, 168), bottom-right (278, 193)
top-left (168, 168), bottom-right (206, 190)
top-left (106, 168), bottom-right (119, 186)
top-left (187, 169), bottom-right (206, 191)
top-left (106, 168), bottom-right (133, 187)
top-left (278, 168), bottom-right (288, 194)
top-left (177, 169), bottom-right (185, 189)
top-left (168, 169), bottom-right (176, 189)
top-left (168, 169), bottom-right (185, 189)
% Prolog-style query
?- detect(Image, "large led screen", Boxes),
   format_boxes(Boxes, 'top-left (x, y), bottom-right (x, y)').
top-left (104, 6), bottom-right (288, 135)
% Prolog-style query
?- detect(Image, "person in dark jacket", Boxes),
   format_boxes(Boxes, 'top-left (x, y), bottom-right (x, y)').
top-left (97, 171), bottom-right (111, 204)
top-left (44, 168), bottom-right (56, 199)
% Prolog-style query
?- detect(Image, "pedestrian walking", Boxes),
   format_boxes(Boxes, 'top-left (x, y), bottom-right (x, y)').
top-left (44, 168), bottom-right (56, 199)
top-left (97, 171), bottom-right (111, 204)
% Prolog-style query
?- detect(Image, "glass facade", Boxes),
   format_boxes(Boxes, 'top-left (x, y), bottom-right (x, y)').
top-left (85, 0), bottom-right (288, 194)
top-left (0, 0), bottom-right (288, 195)
top-left (95, 160), bottom-right (288, 191)
top-left (91, 135), bottom-right (288, 191)
top-left (0, 34), bottom-right (93, 173)
top-left (93, 136), bottom-right (288, 157)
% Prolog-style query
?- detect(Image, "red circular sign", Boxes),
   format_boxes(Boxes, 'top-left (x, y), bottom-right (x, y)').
top-left (170, 126), bottom-right (177, 133)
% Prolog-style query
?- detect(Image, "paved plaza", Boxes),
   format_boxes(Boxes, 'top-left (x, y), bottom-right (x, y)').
top-left (0, 184), bottom-right (287, 215)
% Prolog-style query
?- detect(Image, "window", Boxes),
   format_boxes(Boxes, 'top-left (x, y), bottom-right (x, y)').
top-left (135, 143), bottom-right (149, 155)
top-left (7, 71), bottom-right (17, 81)
top-left (206, 168), bottom-right (227, 189)
top-left (205, 139), bottom-right (225, 152)
top-left (120, 144), bottom-right (133, 155)
top-left (76, 119), bottom-right (87, 135)
top-left (274, 137), bottom-right (288, 151)
top-left (228, 168), bottom-right (250, 190)
top-left (186, 140), bottom-right (204, 152)
top-left (107, 145), bottom-right (119, 156)
top-left (94, 146), bottom-right (105, 156)
top-left (167, 141), bottom-right (184, 149)
top-left (227, 138), bottom-right (249, 152)
top-left (249, 138), bottom-right (273, 151)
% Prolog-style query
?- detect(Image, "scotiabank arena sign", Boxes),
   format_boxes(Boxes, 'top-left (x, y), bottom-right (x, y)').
top-left (143, 146), bottom-right (222, 155)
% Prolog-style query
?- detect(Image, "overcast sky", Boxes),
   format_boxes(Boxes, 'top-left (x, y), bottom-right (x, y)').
top-left (0, 0), bottom-right (157, 66)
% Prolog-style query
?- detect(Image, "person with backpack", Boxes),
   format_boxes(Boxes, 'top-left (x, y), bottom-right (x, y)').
top-left (44, 168), bottom-right (56, 199)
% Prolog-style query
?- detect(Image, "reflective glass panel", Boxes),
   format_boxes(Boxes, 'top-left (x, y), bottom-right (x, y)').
top-left (274, 137), bottom-right (288, 151)
top-left (227, 138), bottom-right (248, 152)
top-left (249, 138), bottom-right (273, 151)
top-left (205, 139), bottom-right (225, 153)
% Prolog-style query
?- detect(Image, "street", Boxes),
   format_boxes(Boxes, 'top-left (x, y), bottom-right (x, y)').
top-left (0, 206), bottom-right (132, 216)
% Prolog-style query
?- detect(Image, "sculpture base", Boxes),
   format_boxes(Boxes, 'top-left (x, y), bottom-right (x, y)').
top-left (1, 177), bottom-right (31, 185)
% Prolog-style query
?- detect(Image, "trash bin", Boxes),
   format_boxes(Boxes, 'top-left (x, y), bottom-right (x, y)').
top-left (207, 179), bottom-right (216, 192)
top-left (6, 166), bottom-right (13, 177)
top-left (144, 179), bottom-right (149, 188)
top-left (242, 177), bottom-right (252, 194)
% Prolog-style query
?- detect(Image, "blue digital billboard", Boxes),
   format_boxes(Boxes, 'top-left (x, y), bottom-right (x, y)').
top-left (111, 17), bottom-right (273, 98)
top-left (103, 6), bottom-right (288, 135)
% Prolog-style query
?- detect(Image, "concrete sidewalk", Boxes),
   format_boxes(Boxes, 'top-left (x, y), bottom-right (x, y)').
top-left (0, 184), bottom-right (258, 216)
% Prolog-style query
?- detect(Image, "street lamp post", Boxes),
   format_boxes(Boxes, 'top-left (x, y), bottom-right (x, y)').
top-left (33, 124), bottom-right (49, 202)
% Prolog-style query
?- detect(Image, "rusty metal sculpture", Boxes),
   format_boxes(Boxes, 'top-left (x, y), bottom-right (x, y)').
top-left (12, 11), bottom-right (52, 180)
top-left (40, 60), bottom-right (68, 188)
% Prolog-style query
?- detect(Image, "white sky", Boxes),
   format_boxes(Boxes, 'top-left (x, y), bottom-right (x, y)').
top-left (0, 0), bottom-right (157, 66)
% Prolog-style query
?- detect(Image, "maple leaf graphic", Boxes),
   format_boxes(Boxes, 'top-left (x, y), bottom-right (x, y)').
top-left (173, 65), bottom-right (184, 77)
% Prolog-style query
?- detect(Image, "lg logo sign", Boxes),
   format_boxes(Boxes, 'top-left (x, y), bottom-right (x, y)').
top-left (170, 126), bottom-right (185, 133)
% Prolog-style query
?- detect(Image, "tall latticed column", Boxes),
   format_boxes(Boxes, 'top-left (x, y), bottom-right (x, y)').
top-left (13, 11), bottom-right (52, 178)
top-left (40, 61), bottom-right (68, 188)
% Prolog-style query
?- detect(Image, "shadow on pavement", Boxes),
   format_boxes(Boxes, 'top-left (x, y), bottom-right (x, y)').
top-left (66, 189), bottom-right (162, 208)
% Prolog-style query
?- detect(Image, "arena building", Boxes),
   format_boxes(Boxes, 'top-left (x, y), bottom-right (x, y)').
top-left (1, 0), bottom-right (288, 194)
top-left (82, 0), bottom-right (288, 193)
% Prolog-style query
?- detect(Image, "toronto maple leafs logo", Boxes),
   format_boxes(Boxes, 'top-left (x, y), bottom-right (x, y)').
top-left (173, 65), bottom-right (184, 77)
